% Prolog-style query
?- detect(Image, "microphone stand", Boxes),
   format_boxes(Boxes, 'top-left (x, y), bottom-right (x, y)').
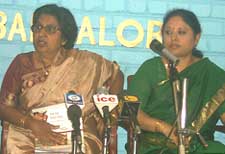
top-left (103, 125), bottom-right (111, 154)
top-left (168, 61), bottom-right (208, 154)
top-left (102, 106), bottom-right (111, 154)
top-left (168, 61), bottom-right (186, 154)
top-left (71, 130), bottom-right (83, 154)
top-left (125, 103), bottom-right (141, 154)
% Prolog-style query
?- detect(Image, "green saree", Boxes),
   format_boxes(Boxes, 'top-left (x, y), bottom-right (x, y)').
top-left (127, 57), bottom-right (225, 154)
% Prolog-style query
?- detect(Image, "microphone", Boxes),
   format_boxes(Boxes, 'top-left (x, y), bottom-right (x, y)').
top-left (119, 95), bottom-right (141, 134)
top-left (150, 39), bottom-right (179, 65)
top-left (102, 106), bottom-right (110, 128)
top-left (64, 91), bottom-right (84, 153)
top-left (67, 104), bottom-right (82, 138)
top-left (64, 90), bottom-right (84, 131)
top-left (93, 86), bottom-right (118, 126)
top-left (93, 87), bottom-right (119, 154)
top-left (119, 95), bottom-right (140, 118)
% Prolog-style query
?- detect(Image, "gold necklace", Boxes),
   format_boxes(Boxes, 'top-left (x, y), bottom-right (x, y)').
top-left (36, 47), bottom-right (67, 76)
top-left (36, 52), bottom-right (50, 76)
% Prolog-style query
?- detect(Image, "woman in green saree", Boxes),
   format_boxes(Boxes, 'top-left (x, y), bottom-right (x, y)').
top-left (127, 8), bottom-right (225, 154)
top-left (0, 4), bottom-right (123, 154)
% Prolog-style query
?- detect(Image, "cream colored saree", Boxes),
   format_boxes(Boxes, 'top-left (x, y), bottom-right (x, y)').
top-left (1, 49), bottom-right (120, 154)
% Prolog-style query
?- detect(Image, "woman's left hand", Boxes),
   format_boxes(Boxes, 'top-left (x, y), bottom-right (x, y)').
top-left (26, 117), bottom-right (67, 145)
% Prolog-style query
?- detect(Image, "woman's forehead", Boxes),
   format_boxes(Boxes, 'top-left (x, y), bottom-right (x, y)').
top-left (164, 16), bottom-right (191, 30)
top-left (37, 14), bottom-right (59, 25)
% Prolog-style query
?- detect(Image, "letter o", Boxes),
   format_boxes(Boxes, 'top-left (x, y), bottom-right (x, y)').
top-left (116, 19), bottom-right (144, 47)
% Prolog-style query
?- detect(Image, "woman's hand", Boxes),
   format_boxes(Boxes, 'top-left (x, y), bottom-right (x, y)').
top-left (26, 117), bottom-right (67, 145)
top-left (162, 123), bottom-right (178, 145)
top-left (137, 109), bottom-right (178, 145)
top-left (170, 130), bottom-right (178, 145)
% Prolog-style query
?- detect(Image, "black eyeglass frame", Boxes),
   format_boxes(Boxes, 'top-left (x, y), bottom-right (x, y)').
top-left (31, 24), bottom-right (61, 34)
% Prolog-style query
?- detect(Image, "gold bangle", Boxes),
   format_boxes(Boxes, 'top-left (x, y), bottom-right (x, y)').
top-left (155, 121), bottom-right (161, 132)
top-left (18, 116), bottom-right (28, 128)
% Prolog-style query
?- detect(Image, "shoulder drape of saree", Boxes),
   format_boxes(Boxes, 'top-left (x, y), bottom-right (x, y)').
top-left (191, 83), bottom-right (225, 133)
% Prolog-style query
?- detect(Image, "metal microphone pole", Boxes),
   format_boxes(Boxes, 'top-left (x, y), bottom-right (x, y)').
top-left (168, 61), bottom-right (186, 154)
top-left (71, 130), bottom-right (76, 154)
top-left (179, 78), bottom-right (208, 151)
top-left (125, 103), bottom-right (141, 154)
top-left (180, 78), bottom-right (188, 154)
top-left (102, 106), bottom-right (111, 154)
top-left (169, 62), bottom-right (208, 154)
top-left (181, 78), bottom-right (188, 130)
top-left (71, 130), bottom-right (83, 154)
top-left (103, 125), bottom-right (111, 154)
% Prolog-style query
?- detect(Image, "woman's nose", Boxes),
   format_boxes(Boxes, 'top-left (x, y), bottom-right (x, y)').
top-left (171, 32), bottom-right (177, 41)
top-left (37, 28), bottom-right (47, 36)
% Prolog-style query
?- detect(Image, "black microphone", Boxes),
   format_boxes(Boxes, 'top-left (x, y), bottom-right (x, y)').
top-left (119, 95), bottom-right (141, 134)
top-left (64, 91), bottom-right (83, 135)
top-left (120, 95), bottom-right (140, 118)
top-left (97, 87), bottom-right (111, 128)
top-left (150, 39), bottom-right (179, 65)
top-left (102, 106), bottom-right (110, 128)
top-left (67, 104), bottom-right (82, 139)
top-left (64, 90), bottom-right (84, 153)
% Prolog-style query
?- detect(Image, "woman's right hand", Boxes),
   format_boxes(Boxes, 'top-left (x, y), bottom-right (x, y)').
top-left (163, 124), bottom-right (178, 146)
top-left (137, 109), bottom-right (178, 145)
top-left (26, 117), bottom-right (67, 145)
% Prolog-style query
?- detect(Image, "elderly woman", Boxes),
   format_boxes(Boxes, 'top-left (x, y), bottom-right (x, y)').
top-left (128, 9), bottom-right (225, 154)
top-left (0, 4), bottom-right (123, 154)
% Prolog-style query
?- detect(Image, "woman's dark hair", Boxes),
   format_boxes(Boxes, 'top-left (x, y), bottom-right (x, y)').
top-left (161, 9), bottom-right (203, 58)
top-left (33, 4), bottom-right (78, 49)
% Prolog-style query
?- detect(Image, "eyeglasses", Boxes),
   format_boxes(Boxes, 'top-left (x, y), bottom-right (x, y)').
top-left (31, 24), bottom-right (60, 34)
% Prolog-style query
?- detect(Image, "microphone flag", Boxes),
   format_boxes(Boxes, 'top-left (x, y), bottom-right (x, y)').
top-left (93, 93), bottom-right (118, 117)
top-left (119, 95), bottom-right (140, 118)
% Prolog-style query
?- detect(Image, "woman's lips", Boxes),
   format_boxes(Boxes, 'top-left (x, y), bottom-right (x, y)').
top-left (169, 44), bottom-right (180, 50)
top-left (36, 39), bottom-right (47, 47)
